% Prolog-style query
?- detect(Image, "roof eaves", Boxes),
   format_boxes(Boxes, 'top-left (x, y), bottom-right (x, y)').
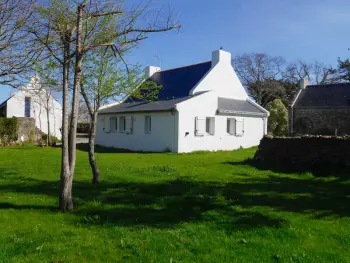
top-left (98, 108), bottom-right (175, 115)
top-left (217, 109), bottom-right (268, 117)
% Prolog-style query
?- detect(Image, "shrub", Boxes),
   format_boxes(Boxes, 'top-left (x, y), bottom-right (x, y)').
top-left (0, 117), bottom-right (19, 145)
top-left (267, 99), bottom-right (288, 136)
top-left (77, 122), bottom-right (90, 133)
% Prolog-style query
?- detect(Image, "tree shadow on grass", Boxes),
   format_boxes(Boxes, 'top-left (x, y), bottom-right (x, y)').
top-left (75, 143), bottom-right (157, 154)
top-left (223, 159), bottom-right (350, 178)
top-left (1, 165), bottom-right (350, 230)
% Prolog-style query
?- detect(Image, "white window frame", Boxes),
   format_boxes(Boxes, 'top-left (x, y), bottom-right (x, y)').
top-left (227, 118), bottom-right (235, 135)
top-left (110, 117), bottom-right (118, 133)
top-left (145, 116), bottom-right (151, 134)
top-left (206, 117), bottom-right (215, 135)
top-left (119, 116), bottom-right (126, 133)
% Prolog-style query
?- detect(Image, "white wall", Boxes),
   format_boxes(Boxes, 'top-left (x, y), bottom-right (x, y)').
top-left (176, 92), bottom-right (265, 153)
top-left (6, 85), bottom-right (62, 140)
top-left (95, 111), bottom-right (178, 152)
top-left (190, 50), bottom-right (248, 100)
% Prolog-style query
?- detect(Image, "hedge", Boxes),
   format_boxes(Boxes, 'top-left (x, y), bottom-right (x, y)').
top-left (0, 117), bottom-right (19, 144)
top-left (77, 122), bottom-right (90, 133)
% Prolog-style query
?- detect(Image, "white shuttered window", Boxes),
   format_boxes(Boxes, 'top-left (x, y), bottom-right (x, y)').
top-left (195, 117), bottom-right (215, 136)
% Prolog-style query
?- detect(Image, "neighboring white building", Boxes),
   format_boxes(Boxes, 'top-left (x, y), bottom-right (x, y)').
top-left (96, 49), bottom-right (269, 153)
top-left (0, 76), bottom-right (62, 140)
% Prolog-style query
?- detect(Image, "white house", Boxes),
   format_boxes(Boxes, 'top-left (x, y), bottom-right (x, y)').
top-left (0, 76), bottom-right (62, 140)
top-left (96, 49), bottom-right (269, 153)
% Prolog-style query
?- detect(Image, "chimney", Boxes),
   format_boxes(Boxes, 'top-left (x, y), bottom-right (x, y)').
top-left (144, 66), bottom-right (161, 78)
top-left (299, 77), bottom-right (309, 89)
top-left (212, 49), bottom-right (231, 67)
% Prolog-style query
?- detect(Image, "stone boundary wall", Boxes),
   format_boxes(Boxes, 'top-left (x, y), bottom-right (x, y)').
top-left (254, 135), bottom-right (350, 175)
top-left (17, 117), bottom-right (36, 141)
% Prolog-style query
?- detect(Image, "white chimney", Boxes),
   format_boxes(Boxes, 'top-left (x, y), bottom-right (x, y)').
top-left (299, 77), bottom-right (309, 89)
top-left (212, 49), bottom-right (232, 67)
top-left (144, 66), bottom-right (161, 78)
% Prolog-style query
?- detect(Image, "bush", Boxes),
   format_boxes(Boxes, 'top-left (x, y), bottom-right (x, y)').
top-left (267, 99), bottom-right (288, 136)
top-left (77, 122), bottom-right (90, 133)
top-left (0, 117), bottom-right (19, 145)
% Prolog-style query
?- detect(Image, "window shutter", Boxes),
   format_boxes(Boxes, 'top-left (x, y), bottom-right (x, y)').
top-left (235, 118), bottom-right (244, 136)
top-left (195, 117), bottom-right (206, 135)
top-left (104, 116), bottom-right (111, 132)
top-left (110, 117), bottom-right (117, 132)
top-left (119, 117), bottom-right (125, 132)
top-left (125, 116), bottom-right (133, 134)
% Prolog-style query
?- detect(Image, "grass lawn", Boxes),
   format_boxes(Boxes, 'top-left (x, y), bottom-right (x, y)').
top-left (1, 145), bottom-right (350, 263)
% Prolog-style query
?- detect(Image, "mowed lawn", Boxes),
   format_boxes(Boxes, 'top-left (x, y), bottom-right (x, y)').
top-left (1, 146), bottom-right (350, 263)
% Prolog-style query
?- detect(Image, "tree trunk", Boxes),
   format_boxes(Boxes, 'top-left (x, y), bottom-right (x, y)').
top-left (46, 100), bottom-right (50, 146)
top-left (68, 2), bottom-right (84, 177)
top-left (89, 111), bottom-right (100, 184)
top-left (59, 37), bottom-right (73, 212)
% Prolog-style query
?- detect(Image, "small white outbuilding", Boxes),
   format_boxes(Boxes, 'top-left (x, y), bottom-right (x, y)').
top-left (96, 49), bottom-right (269, 153)
top-left (0, 76), bottom-right (62, 140)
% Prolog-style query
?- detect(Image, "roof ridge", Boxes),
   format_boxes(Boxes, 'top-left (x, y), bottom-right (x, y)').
top-left (158, 61), bottom-right (211, 73)
top-left (307, 82), bottom-right (350, 87)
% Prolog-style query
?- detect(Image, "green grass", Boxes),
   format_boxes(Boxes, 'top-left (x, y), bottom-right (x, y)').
top-left (1, 145), bottom-right (350, 262)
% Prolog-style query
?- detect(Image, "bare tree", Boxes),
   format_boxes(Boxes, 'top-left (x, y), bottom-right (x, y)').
top-left (284, 61), bottom-right (336, 84)
top-left (0, 0), bottom-right (38, 85)
top-left (30, 0), bottom-right (179, 212)
top-left (232, 53), bottom-right (286, 107)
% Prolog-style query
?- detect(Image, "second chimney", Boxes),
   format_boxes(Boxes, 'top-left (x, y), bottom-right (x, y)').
top-left (145, 66), bottom-right (161, 78)
top-left (299, 77), bottom-right (309, 89)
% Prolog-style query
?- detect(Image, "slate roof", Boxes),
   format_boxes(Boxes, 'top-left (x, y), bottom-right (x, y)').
top-left (124, 61), bottom-right (212, 102)
top-left (98, 96), bottom-right (194, 114)
top-left (217, 97), bottom-right (268, 116)
top-left (294, 83), bottom-right (350, 108)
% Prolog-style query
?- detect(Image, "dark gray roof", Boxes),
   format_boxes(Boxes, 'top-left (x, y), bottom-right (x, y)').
top-left (99, 96), bottom-right (193, 114)
top-left (294, 83), bottom-right (350, 108)
top-left (217, 97), bottom-right (268, 116)
top-left (125, 62), bottom-right (212, 102)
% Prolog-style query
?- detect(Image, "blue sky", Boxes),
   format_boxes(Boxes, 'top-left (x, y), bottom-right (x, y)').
top-left (1, 0), bottom-right (350, 102)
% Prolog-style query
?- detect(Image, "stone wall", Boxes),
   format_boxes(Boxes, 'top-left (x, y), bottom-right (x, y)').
top-left (254, 136), bottom-right (350, 175)
top-left (17, 117), bottom-right (36, 141)
top-left (290, 108), bottom-right (350, 136)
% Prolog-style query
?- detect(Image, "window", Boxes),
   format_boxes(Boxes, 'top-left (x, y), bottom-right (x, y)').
top-left (145, 116), bottom-right (151, 134)
top-left (227, 118), bottom-right (235, 135)
top-left (227, 118), bottom-right (244, 136)
top-left (25, 97), bottom-right (31, 117)
top-left (206, 117), bottom-right (215, 135)
top-left (110, 117), bottom-right (117, 132)
top-left (119, 116), bottom-right (126, 133)
top-left (195, 117), bottom-right (215, 136)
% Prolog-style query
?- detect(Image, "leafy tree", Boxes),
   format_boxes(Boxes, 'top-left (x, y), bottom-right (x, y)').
top-left (267, 99), bottom-right (288, 136)
top-left (335, 58), bottom-right (350, 82)
top-left (81, 48), bottom-right (161, 184)
top-left (30, 0), bottom-right (179, 212)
